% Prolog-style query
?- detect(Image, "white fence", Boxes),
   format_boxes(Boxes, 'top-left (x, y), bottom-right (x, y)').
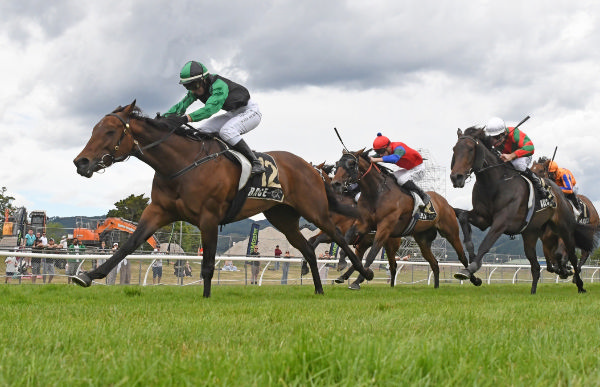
top-left (1, 250), bottom-right (599, 287)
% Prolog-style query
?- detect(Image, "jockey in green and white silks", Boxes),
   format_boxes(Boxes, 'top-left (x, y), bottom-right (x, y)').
top-left (164, 60), bottom-right (265, 175)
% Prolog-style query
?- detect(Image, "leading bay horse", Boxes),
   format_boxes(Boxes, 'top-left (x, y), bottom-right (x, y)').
top-left (450, 126), bottom-right (598, 293)
top-left (531, 158), bottom-right (599, 272)
top-left (331, 149), bottom-right (481, 289)
top-left (72, 101), bottom-right (373, 297)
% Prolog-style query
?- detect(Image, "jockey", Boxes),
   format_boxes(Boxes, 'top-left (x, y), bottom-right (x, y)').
top-left (369, 133), bottom-right (431, 209)
top-left (484, 117), bottom-right (548, 199)
top-left (547, 160), bottom-right (582, 212)
top-left (164, 60), bottom-right (265, 176)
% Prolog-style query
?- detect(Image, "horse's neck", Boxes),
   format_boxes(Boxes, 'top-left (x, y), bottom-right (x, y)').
top-left (132, 121), bottom-right (213, 176)
top-left (357, 163), bottom-right (397, 199)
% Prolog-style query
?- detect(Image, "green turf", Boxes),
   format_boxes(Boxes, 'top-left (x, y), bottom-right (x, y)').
top-left (1, 283), bottom-right (599, 386)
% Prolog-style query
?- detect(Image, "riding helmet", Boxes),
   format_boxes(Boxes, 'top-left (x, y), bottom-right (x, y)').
top-left (179, 61), bottom-right (209, 84)
top-left (548, 160), bottom-right (558, 173)
top-left (373, 133), bottom-right (391, 150)
top-left (484, 117), bottom-right (506, 136)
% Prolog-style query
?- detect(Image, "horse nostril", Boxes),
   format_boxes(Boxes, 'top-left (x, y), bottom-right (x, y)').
top-left (74, 157), bottom-right (89, 170)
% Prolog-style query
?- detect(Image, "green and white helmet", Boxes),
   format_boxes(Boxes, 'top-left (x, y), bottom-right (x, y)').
top-left (179, 61), bottom-right (209, 84)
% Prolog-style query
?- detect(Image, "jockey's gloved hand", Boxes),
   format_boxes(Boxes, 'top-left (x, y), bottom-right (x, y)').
top-left (155, 112), bottom-right (162, 119)
top-left (172, 115), bottom-right (189, 127)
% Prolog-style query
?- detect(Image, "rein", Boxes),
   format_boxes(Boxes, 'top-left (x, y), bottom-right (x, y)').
top-left (457, 135), bottom-right (506, 177)
top-left (105, 113), bottom-right (228, 179)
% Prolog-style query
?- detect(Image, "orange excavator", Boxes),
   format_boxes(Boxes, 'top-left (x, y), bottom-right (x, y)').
top-left (72, 217), bottom-right (159, 249)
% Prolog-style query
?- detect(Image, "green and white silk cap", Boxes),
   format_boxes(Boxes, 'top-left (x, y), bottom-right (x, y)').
top-left (179, 61), bottom-right (209, 84)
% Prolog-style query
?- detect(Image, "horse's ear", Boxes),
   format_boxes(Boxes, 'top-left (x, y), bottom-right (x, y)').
top-left (356, 147), bottom-right (366, 157)
top-left (123, 100), bottom-right (137, 116)
top-left (457, 128), bottom-right (463, 138)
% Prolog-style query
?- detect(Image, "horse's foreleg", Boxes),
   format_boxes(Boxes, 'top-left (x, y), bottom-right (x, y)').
top-left (455, 209), bottom-right (475, 261)
top-left (199, 226), bottom-right (219, 298)
top-left (73, 203), bottom-right (173, 287)
top-left (455, 218), bottom-right (506, 281)
top-left (385, 239), bottom-right (400, 287)
top-left (522, 232), bottom-right (541, 294)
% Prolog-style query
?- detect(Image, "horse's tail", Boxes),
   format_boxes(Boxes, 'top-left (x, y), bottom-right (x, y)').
top-left (324, 183), bottom-right (361, 219)
top-left (573, 222), bottom-right (600, 252)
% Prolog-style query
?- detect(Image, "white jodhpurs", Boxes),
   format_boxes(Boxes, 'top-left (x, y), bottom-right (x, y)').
top-left (194, 99), bottom-right (261, 146)
top-left (393, 163), bottom-right (425, 185)
top-left (510, 156), bottom-right (532, 172)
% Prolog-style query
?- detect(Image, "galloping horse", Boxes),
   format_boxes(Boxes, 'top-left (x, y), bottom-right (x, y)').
top-left (72, 101), bottom-right (373, 297)
top-left (531, 159), bottom-right (599, 271)
top-left (450, 126), bottom-right (598, 293)
top-left (331, 149), bottom-right (481, 289)
top-left (306, 163), bottom-right (404, 286)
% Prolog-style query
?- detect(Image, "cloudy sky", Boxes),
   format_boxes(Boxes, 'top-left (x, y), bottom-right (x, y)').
top-left (1, 0), bottom-right (599, 220)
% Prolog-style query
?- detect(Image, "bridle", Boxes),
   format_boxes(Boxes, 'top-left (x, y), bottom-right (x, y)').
top-left (455, 135), bottom-right (505, 179)
top-left (336, 153), bottom-right (381, 187)
top-left (98, 113), bottom-right (177, 169)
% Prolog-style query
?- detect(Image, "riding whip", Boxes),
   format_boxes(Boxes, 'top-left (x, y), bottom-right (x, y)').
top-left (514, 115), bottom-right (530, 129)
top-left (551, 146), bottom-right (558, 162)
top-left (333, 128), bottom-right (350, 153)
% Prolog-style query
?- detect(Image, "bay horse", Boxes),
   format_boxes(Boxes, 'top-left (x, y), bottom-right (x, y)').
top-left (331, 149), bottom-right (481, 289)
top-left (450, 126), bottom-right (598, 293)
top-left (306, 163), bottom-right (403, 286)
top-left (531, 158), bottom-right (599, 272)
top-left (72, 101), bottom-right (373, 297)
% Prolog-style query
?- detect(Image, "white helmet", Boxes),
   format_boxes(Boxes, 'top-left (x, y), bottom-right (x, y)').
top-left (484, 117), bottom-right (506, 136)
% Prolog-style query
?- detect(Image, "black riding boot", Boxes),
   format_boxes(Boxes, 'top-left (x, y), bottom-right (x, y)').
top-left (402, 180), bottom-right (431, 207)
top-left (232, 139), bottom-right (265, 175)
top-left (566, 193), bottom-right (583, 213)
top-left (522, 168), bottom-right (547, 199)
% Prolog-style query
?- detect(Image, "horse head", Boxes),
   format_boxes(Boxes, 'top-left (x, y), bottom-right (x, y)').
top-left (450, 126), bottom-right (496, 187)
top-left (331, 148), bottom-right (368, 193)
top-left (531, 157), bottom-right (550, 179)
top-left (74, 100), bottom-right (139, 177)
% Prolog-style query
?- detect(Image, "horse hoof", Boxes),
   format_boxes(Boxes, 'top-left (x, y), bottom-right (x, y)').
top-left (348, 283), bottom-right (361, 290)
top-left (454, 269), bottom-right (470, 281)
top-left (72, 273), bottom-right (92, 287)
top-left (579, 288), bottom-right (587, 294)
top-left (337, 261), bottom-right (348, 271)
top-left (364, 268), bottom-right (374, 281)
top-left (471, 277), bottom-right (483, 287)
top-left (334, 277), bottom-right (346, 284)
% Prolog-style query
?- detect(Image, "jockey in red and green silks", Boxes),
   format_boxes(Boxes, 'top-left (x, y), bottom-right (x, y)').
top-left (485, 117), bottom-right (548, 199)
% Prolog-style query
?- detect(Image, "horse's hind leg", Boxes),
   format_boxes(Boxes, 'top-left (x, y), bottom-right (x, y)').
top-left (199, 226), bottom-right (218, 298)
top-left (264, 206), bottom-right (324, 294)
top-left (413, 229), bottom-right (440, 288)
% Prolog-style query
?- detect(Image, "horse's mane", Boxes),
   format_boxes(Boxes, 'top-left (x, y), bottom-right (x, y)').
top-left (357, 150), bottom-right (397, 178)
top-left (463, 125), bottom-right (498, 155)
top-left (112, 105), bottom-right (217, 142)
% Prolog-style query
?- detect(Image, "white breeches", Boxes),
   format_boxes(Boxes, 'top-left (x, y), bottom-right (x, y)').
top-left (393, 163), bottom-right (425, 185)
top-left (510, 156), bottom-right (532, 172)
top-left (194, 99), bottom-right (261, 146)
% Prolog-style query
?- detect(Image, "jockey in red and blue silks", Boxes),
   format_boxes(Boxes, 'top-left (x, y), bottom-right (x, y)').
top-left (548, 160), bottom-right (582, 212)
top-left (369, 133), bottom-right (431, 208)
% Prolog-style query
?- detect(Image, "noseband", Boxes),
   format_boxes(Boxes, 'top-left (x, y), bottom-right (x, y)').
top-left (337, 153), bottom-right (380, 186)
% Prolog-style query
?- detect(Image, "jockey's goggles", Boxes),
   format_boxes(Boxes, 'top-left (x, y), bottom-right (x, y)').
top-left (184, 80), bottom-right (203, 91)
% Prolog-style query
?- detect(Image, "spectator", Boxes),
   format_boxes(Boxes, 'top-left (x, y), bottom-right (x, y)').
top-left (118, 257), bottom-right (131, 285)
top-left (106, 243), bottom-right (119, 285)
top-left (247, 245), bottom-right (260, 285)
top-left (5, 251), bottom-right (18, 284)
top-left (31, 232), bottom-right (43, 283)
top-left (42, 238), bottom-right (58, 284)
top-left (40, 232), bottom-right (48, 246)
top-left (151, 246), bottom-right (163, 285)
top-left (222, 260), bottom-right (238, 271)
top-left (281, 250), bottom-right (291, 285)
top-left (272, 245), bottom-right (282, 271)
top-left (67, 238), bottom-right (85, 284)
top-left (184, 261), bottom-right (193, 277)
top-left (59, 235), bottom-right (68, 249)
top-left (23, 229), bottom-right (36, 267)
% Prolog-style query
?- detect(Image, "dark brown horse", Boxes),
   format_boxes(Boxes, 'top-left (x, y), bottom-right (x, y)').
top-left (331, 149), bottom-right (481, 289)
top-left (72, 101), bottom-right (373, 297)
top-left (450, 126), bottom-right (598, 293)
top-left (531, 158), bottom-right (599, 272)
top-left (306, 163), bottom-right (404, 286)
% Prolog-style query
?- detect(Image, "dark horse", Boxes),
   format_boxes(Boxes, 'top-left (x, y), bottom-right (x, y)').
top-left (331, 149), bottom-right (481, 289)
top-left (450, 126), bottom-right (598, 293)
top-left (531, 158), bottom-right (599, 272)
top-left (72, 101), bottom-right (373, 297)
top-left (306, 163), bottom-right (403, 286)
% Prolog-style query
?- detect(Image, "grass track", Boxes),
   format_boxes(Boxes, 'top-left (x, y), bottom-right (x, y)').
top-left (1, 283), bottom-right (600, 386)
